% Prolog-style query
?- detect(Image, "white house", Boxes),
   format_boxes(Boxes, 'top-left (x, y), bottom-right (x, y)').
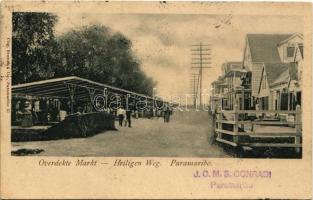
top-left (242, 33), bottom-right (303, 109)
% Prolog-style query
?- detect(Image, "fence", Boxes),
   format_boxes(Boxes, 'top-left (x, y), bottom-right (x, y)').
top-left (214, 104), bottom-right (302, 152)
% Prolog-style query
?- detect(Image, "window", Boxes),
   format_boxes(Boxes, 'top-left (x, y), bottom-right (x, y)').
top-left (287, 46), bottom-right (295, 57)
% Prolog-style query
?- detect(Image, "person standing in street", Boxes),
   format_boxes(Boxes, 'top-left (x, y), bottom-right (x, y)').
top-left (163, 106), bottom-right (167, 122)
top-left (117, 106), bottom-right (125, 127)
top-left (165, 106), bottom-right (171, 122)
top-left (135, 110), bottom-right (139, 119)
top-left (123, 108), bottom-right (127, 126)
top-left (125, 109), bottom-right (132, 128)
top-left (163, 105), bottom-right (171, 123)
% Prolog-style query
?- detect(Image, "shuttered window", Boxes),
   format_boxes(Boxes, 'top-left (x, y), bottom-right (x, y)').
top-left (287, 46), bottom-right (295, 57)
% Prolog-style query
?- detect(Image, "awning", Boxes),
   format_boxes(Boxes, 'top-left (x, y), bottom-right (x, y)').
top-left (12, 76), bottom-right (162, 102)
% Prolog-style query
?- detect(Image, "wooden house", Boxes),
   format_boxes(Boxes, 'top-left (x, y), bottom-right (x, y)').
top-left (210, 76), bottom-right (227, 111)
top-left (257, 63), bottom-right (298, 111)
top-left (242, 33), bottom-right (303, 108)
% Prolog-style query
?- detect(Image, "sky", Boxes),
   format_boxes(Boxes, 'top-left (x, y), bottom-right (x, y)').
top-left (54, 13), bottom-right (303, 104)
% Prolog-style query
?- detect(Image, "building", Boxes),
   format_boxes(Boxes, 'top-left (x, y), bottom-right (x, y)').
top-left (257, 62), bottom-right (298, 110)
top-left (223, 68), bottom-right (251, 110)
top-left (221, 62), bottom-right (242, 76)
top-left (242, 33), bottom-right (303, 108)
top-left (210, 33), bottom-right (303, 112)
top-left (210, 62), bottom-right (251, 111)
top-left (210, 76), bottom-right (227, 111)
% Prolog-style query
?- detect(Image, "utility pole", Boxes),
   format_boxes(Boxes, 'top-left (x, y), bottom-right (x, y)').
top-left (190, 73), bottom-right (199, 108)
top-left (191, 43), bottom-right (211, 108)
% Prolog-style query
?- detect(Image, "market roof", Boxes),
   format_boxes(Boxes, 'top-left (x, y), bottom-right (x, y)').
top-left (12, 76), bottom-right (161, 102)
top-left (247, 34), bottom-right (293, 63)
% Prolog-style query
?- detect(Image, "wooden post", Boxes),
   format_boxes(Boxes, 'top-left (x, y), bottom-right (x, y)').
top-left (240, 88), bottom-right (245, 130)
top-left (219, 96), bottom-right (223, 110)
top-left (287, 92), bottom-right (290, 111)
top-left (212, 106), bottom-right (216, 141)
top-left (104, 88), bottom-right (107, 109)
top-left (295, 105), bottom-right (301, 153)
top-left (233, 104), bottom-right (239, 144)
top-left (241, 87), bottom-right (245, 110)
top-left (65, 83), bottom-right (76, 114)
top-left (217, 106), bottom-right (222, 140)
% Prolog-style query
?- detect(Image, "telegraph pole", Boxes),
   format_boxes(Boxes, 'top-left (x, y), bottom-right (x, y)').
top-left (190, 73), bottom-right (199, 108)
top-left (191, 43), bottom-right (211, 108)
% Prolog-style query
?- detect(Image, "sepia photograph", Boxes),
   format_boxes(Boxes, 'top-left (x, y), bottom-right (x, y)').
top-left (0, 2), bottom-right (312, 199)
top-left (10, 11), bottom-right (304, 158)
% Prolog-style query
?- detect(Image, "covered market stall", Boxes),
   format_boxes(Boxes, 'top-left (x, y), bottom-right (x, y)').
top-left (12, 76), bottom-right (165, 141)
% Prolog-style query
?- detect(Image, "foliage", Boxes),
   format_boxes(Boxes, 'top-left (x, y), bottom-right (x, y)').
top-left (12, 12), bottom-right (59, 84)
top-left (56, 25), bottom-right (156, 95)
top-left (12, 13), bottom-right (156, 96)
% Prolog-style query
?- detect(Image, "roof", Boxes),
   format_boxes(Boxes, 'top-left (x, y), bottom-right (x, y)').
top-left (278, 33), bottom-right (303, 46)
top-left (211, 76), bottom-right (225, 85)
top-left (211, 80), bottom-right (227, 87)
top-left (270, 68), bottom-right (289, 86)
top-left (224, 62), bottom-right (242, 68)
top-left (263, 62), bottom-right (297, 86)
top-left (223, 62), bottom-right (242, 74)
top-left (12, 76), bottom-right (161, 102)
top-left (247, 34), bottom-right (293, 63)
top-left (224, 70), bottom-right (246, 78)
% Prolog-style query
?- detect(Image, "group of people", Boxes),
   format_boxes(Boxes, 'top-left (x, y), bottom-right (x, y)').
top-left (116, 107), bottom-right (132, 128)
top-left (13, 98), bottom-right (63, 126)
top-left (13, 95), bottom-right (175, 128)
top-left (116, 105), bottom-right (173, 128)
top-left (163, 105), bottom-right (172, 123)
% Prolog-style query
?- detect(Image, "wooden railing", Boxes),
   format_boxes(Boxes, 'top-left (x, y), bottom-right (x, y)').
top-left (214, 104), bottom-right (302, 152)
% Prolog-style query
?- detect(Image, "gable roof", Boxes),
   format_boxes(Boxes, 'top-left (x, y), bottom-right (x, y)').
top-left (278, 33), bottom-right (303, 46)
top-left (263, 62), bottom-right (297, 87)
top-left (224, 62), bottom-right (242, 68)
top-left (247, 34), bottom-right (293, 63)
top-left (223, 61), bottom-right (242, 75)
top-left (270, 68), bottom-right (290, 86)
top-left (224, 70), bottom-right (246, 78)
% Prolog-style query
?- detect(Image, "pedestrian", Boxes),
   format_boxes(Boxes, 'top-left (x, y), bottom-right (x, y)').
top-left (123, 108), bottom-right (127, 127)
top-left (165, 106), bottom-right (171, 122)
top-left (163, 106), bottom-right (167, 122)
top-left (163, 105), bottom-right (171, 123)
top-left (125, 109), bottom-right (132, 128)
top-left (117, 106), bottom-right (125, 126)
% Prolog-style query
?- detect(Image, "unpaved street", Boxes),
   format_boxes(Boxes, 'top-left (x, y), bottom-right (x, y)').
top-left (12, 111), bottom-right (229, 157)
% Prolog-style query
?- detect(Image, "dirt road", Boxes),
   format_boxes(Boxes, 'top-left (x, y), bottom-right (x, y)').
top-left (12, 110), bottom-right (229, 157)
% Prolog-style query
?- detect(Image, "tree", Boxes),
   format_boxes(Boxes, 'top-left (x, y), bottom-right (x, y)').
top-left (12, 12), bottom-right (59, 84)
top-left (12, 13), bottom-right (156, 96)
top-left (57, 24), bottom-right (156, 96)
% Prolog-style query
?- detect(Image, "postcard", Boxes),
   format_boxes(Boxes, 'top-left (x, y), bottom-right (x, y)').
top-left (0, 1), bottom-right (312, 199)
